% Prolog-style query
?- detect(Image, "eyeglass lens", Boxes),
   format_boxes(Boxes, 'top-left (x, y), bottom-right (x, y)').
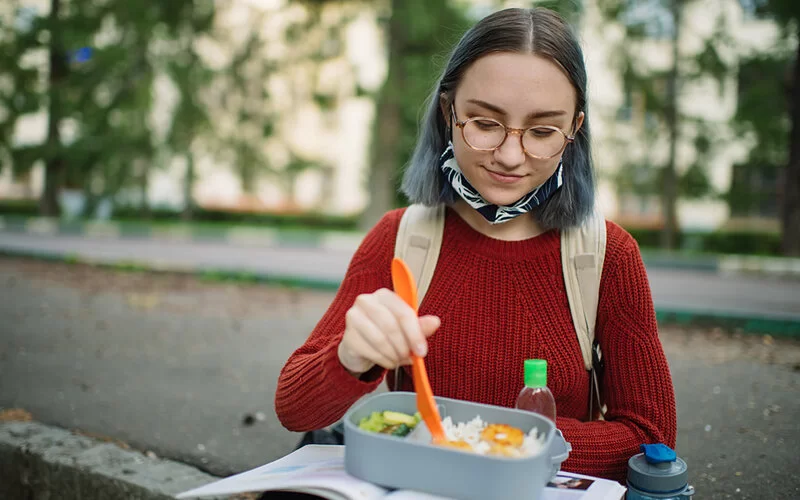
top-left (462, 119), bottom-right (566, 158)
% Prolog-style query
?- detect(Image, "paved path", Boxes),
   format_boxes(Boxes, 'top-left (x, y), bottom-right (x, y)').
top-left (1, 257), bottom-right (799, 499)
top-left (1, 232), bottom-right (798, 320)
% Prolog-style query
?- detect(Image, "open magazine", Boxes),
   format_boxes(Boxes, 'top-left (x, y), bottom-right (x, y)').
top-left (177, 445), bottom-right (626, 500)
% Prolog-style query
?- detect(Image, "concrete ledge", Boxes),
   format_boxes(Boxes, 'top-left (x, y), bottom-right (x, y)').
top-left (0, 421), bottom-right (225, 500)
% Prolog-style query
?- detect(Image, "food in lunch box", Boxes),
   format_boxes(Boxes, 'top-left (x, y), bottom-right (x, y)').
top-left (357, 411), bottom-right (546, 458)
top-left (440, 416), bottom-right (547, 458)
top-left (480, 423), bottom-right (526, 448)
top-left (358, 410), bottom-right (421, 437)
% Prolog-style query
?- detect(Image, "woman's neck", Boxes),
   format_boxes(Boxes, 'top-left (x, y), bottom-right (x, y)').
top-left (451, 200), bottom-right (546, 241)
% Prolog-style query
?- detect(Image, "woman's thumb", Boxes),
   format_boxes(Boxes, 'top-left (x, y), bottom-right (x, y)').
top-left (419, 315), bottom-right (441, 337)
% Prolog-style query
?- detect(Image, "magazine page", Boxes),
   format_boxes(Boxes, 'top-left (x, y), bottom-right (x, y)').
top-left (176, 445), bottom-right (387, 500)
top-left (382, 472), bottom-right (625, 500)
top-left (368, 471), bottom-right (626, 500)
top-left (177, 444), bottom-right (626, 500)
top-left (544, 472), bottom-right (627, 500)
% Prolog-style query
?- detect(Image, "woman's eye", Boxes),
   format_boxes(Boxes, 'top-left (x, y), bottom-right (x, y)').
top-left (475, 120), bottom-right (501, 130)
top-left (528, 127), bottom-right (555, 138)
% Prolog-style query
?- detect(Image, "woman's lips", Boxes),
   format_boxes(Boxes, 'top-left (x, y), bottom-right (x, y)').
top-left (485, 167), bottom-right (525, 184)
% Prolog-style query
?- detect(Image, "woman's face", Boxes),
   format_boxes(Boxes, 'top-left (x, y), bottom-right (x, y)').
top-left (444, 52), bottom-right (584, 207)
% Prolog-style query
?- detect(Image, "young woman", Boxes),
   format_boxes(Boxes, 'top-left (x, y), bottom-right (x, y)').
top-left (275, 7), bottom-right (676, 482)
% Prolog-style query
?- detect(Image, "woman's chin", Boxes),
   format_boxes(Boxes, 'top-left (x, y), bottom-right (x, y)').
top-left (477, 188), bottom-right (528, 207)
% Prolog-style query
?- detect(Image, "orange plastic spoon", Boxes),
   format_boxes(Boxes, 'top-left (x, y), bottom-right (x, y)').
top-left (391, 257), bottom-right (446, 445)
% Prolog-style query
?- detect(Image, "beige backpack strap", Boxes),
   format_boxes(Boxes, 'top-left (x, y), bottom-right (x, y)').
top-left (561, 208), bottom-right (606, 369)
top-left (561, 208), bottom-right (607, 419)
top-left (392, 203), bottom-right (445, 392)
top-left (394, 203), bottom-right (446, 305)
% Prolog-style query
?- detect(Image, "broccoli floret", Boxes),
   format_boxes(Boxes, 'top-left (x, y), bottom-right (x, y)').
top-left (391, 424), bottom-right (412, 437)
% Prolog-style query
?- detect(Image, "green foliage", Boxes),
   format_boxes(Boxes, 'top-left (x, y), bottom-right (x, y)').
top-left (372, 0), bottom-right (471, 209)
top-left (206, 2), bottom-right (356, 197)
top-left (603, 0), bottom-right (744, 250)
top-left (0, 198), bottom-right (38, 216)
top-left (0, 197), bottom-right (361, 230)
top-left (688, 17), bottom-right (733, 93)
top-left (112, 205), bottom-right (360, 231)
top-left (725, 161), bottom-right (780, 217)
top-left (596, 0), bottom-right (627, 22)
top-left (614, 161), bottom-right (660, 195)
top-left (726, 33), bottom-right (791, 218)
top-left (752, 0), bottom-right (800, 27)
top-left (1, 0), bottom-right (357, 214)
top-left (732, 53), bottom-right (791, 166)
top-left (678, 163), bottom-right (712, 199)
top-left (676, 121), bottom-right (716, 199)
top-left (0, 0), bottom-right (219, 214)
top-left (530, 0), bottom-right (583, 25)
top-left (627, 227), bottom-right (782, 255)
top-left (0, 5), bottom-right (45, 172)
top-left (746, 0), bottom-right (800, 256)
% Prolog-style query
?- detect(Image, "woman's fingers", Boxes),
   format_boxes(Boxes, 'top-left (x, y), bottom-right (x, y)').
top-left (361, 290), bottom-right (412, 361)
top-left (419, 315), bottom-right (441, 338)
top-left (339, 290), bottom-right (444, 376)
top-left (347, 303), bottom-right (402, 366)
top-left (394, 316), bottom-right (440, 365)
top-left (379, 290), bottom-right (429, 357)
top-left (350, 336), bottom-right (396, 370)
top-left (337, 338), bottom-right (377, 375)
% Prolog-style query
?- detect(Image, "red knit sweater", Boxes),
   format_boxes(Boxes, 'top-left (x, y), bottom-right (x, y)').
top-left (275, 207), bottom-right (676, 482)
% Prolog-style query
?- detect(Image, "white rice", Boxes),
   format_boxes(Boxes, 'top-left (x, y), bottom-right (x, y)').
top-left (440, 415), bottom-right (547, 457)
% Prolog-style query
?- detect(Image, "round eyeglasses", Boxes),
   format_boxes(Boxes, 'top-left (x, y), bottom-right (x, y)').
top-left (451, 105), bottom-right (575, 160)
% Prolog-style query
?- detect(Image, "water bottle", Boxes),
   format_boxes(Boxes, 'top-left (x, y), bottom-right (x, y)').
top-left (627, 443), bottom-right (694, 499)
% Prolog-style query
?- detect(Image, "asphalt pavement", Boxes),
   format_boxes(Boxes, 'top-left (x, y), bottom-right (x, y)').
top-left (1, 256), bottom-right (799, 500)
top-left (0, 232), bottom-right (798, 321)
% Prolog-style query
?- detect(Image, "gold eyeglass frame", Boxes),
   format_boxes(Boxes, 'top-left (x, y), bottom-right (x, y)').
top-left (450, 104), bottom-right (575, 160)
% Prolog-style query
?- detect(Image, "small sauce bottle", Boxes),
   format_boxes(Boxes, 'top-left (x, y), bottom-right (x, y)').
top-left (515, 359), bottom-right (556, 423)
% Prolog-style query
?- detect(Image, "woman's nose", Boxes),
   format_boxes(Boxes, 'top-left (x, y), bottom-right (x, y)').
top-left (493, 132), bottom-right (527, 168)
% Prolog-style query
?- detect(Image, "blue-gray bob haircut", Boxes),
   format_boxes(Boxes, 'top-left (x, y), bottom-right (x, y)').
top-left (400, 7), bottom-right (595, 230)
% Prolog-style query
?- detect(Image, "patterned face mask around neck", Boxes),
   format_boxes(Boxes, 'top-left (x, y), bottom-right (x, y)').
top-left (438, 142), bottom-right (563, 225)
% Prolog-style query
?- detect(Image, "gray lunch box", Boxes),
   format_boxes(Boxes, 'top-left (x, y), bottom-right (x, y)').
top-left (343, 391), bottom-right (564, 500)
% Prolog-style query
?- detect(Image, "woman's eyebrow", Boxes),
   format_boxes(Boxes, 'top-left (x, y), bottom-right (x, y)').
top-left (466, 98), bottom-right (568, 120)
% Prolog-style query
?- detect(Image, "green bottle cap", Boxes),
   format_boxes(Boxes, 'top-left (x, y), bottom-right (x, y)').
top-left (524, 359), bottom-right (548, 388)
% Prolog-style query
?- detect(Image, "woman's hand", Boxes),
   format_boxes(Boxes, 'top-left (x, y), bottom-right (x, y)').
top-left (337, 288), bottom-right (441, 376)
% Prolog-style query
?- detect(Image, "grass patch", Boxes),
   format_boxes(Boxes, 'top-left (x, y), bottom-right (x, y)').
top-left (109, 261), bottom-right (150, 273)
top-left (656, 309), bottom-right (800, 337)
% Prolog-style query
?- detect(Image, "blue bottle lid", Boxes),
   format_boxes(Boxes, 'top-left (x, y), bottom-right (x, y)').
top-left (627, 443), bottom-right (689, 495)
top-left (643, 443), bottom-right (676, 464)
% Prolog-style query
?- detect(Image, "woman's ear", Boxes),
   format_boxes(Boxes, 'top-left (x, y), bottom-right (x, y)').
top-left (573, 111), bottom-right (585, 135)
top-left (439, 93), bottom-right (451, 128)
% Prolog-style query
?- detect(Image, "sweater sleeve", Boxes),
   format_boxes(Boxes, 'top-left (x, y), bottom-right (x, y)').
top-left (274, 210), bottom-right (402, 432)
top-left (557, 224), bottom-right (677, 482)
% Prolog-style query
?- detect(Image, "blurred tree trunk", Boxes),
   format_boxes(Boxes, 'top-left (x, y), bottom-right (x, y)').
top-left (661, 0), bottom-right (682, 250)
top-left (783, 35), bottom-right (800, 256)
top-left (182, 153), bottom-right (196, 221)
top-left (357, 0), bottom-right (468, 230)
top-left (139, 164), bottom-right (151, 219)
top-left (360, 0), bottom-right (404, 230)
top-left (40, 0), bottom-right (66, 216)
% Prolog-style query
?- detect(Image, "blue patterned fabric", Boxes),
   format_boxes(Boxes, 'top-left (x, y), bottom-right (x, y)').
top-left (438, 142), bottom-right (563, 225)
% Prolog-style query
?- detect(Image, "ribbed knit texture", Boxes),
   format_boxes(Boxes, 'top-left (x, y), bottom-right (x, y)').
top-left (275, 207), bottom-right (677, 483)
